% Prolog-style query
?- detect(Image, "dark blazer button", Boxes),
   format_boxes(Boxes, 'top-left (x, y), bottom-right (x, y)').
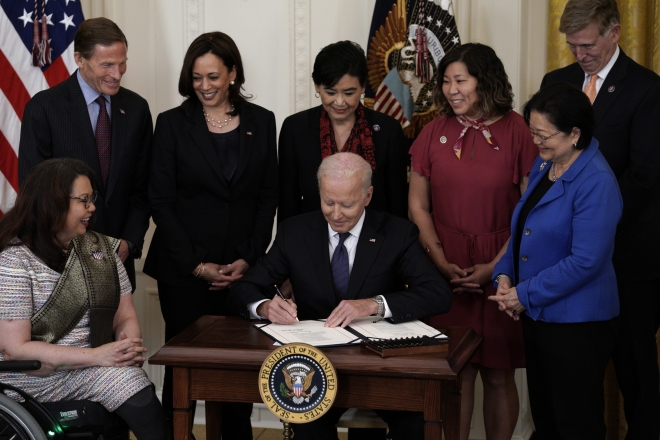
top-left (222, 203), bottom-right (229, 209)
top-left (524, 229), bottom-right (531, 235)
top-left (521, 256), bottom-right (528, 262)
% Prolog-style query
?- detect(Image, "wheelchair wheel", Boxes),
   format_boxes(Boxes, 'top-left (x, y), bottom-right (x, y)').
top-left (0, 393), bottom-right (46, 440)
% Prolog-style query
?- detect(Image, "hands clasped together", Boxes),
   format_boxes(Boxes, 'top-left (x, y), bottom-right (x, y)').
top-left (487, 276), bottom-right (526, 321)
top-left (257, 295), bottom-right (378, 328)
top-left (96, 331), bottom-right (147, 368)
top-left (441, 262), bottom-right (494, 295)
top-left (195, 259), bottom-right (249, 290)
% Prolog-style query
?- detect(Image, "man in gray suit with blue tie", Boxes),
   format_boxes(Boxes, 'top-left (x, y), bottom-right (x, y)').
top-left (19, 17), bottom-right (152, 289)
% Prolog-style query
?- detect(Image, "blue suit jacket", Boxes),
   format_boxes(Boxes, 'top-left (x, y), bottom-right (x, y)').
top-left (493, 138), bottom-right (622, 323)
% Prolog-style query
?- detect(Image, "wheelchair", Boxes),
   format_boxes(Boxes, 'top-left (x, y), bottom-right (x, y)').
top-left (0, 361), bottom-right (129, 440)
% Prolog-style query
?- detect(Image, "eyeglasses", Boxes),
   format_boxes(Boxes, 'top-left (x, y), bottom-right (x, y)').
top-left (69, 191), bottom-right (98, 209)
top-left (529, 129), bottom-right (562, 142)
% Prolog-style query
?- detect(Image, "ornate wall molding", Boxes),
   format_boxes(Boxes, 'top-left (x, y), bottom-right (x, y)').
top-left (184, 0), bottom-right (204, 46)
top-left (293, 0), bottom-right (311, 112)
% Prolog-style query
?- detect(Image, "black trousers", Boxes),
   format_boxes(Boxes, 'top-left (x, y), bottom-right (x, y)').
top-left (522, 315), bottom-right (618, 440)
top-left (291, 407), bottom-right (423, 440)
top-left (611, 277), bottom-right (660, 440)
top-left (157, 282), bottom-right (253, 440)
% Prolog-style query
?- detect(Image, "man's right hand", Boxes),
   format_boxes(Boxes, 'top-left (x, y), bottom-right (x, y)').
top-left (257, 296), bottom-right (298, 324)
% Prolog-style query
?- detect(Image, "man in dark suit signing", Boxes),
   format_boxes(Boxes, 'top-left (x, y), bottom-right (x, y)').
top-left (231, 152), bottom-right (452, 440)
top-left (19, 17), bottom-right (152, 290)
top-left (541, 1), bottom-right (660, 438)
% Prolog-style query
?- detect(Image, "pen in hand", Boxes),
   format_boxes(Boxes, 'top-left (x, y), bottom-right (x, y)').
top-left (274, 284), bottom-right (299, 322)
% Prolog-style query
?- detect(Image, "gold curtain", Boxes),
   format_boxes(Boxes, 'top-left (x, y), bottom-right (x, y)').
top-left (547, 0), bottom-right (660, 74)
top-left (547, 2), bottom-right (660, 439)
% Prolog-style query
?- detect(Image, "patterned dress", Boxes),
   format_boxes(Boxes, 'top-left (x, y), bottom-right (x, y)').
top-left (410, 111), bottom-right (538, 369)
top-left (0, 243), bottom-right (151, 411)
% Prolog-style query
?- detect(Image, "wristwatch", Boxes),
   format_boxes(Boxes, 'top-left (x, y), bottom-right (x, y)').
top-left (372, 295), bottom-right (385, 323)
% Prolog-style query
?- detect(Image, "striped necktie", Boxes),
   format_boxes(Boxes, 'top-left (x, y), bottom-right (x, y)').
top-left (95, 95), bottom-right (111, 187)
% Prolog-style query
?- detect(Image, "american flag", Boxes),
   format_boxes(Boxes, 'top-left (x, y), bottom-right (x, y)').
top-left (0, 0), bottom-right (83, 214)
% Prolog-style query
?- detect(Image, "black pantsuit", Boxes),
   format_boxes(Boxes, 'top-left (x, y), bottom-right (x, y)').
top-left (522, 315), bottom-right (619, 440)
top-left (144, 99), bottom-right (278, 440)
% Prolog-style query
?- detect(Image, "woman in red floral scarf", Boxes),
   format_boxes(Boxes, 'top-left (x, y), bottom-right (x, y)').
top-left (278, 41), bottom-right (409, 224)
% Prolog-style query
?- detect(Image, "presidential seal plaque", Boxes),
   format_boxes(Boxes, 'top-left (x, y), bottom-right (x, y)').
top-left (259, 343), bottom-right (337, 438)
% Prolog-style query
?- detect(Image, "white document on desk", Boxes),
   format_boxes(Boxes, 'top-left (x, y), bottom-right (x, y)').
top-left (254, 320), bottom-right (361, 347)
top-left (348, 318), bottom-right (448, 340)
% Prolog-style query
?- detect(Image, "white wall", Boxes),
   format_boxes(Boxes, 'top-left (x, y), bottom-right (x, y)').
top-left (79, 1), bottom-right (549, 437)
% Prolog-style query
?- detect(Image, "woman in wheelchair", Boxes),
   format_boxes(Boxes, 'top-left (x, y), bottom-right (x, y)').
top-left (0, 159), bottom-right (169, 440)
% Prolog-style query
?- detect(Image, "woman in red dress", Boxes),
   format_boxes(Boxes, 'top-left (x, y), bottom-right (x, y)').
top-left (409, 43), bottom-right (537, 439)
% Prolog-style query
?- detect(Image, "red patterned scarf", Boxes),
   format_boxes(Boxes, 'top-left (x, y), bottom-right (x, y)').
top-left (320, 103), bottom-right (376, 170)
top-left (453, 115), bottom-right (499, 159)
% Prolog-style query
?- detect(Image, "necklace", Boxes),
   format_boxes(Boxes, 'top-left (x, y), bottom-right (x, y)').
top-left (203, 104), bottom-right (235, 128)
top-left (550, 161), bottom-right (574, 182)
top-left (550, 163), bottom-right (558, 182)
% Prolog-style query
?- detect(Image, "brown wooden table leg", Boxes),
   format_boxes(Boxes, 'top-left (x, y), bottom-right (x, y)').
top-left (424, 380), bottom-right (443, 440)
top-left (441, 377), bottom-right (462, 440)
top-left (205, 401), bottom-right (222, 440)
top-left (173, 367), bottom-right (193, 440)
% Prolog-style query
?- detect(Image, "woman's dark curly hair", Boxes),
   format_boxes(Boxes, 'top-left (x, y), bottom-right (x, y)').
top-left (433, 43), bottom-right (514, 119)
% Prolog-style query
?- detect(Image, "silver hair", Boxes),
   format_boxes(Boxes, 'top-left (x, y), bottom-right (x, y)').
top-left (317, 152), bottom-right (372, 194)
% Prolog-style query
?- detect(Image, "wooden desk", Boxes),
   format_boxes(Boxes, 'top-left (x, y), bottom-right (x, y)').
top-left (149, 316), bottom-right (482, 440)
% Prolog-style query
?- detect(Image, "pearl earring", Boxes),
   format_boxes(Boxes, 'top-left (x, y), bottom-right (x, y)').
top-left (315, 92), bottom-right (320, 98)
top-left (230, 80), bottom-right (235, 86)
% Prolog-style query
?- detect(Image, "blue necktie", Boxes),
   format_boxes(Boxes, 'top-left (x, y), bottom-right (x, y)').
top-left (331, 232), bottom-right (351, 299)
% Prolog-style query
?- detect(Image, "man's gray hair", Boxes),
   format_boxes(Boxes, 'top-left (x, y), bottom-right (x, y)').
top-left (559, 0), bottom-right (620, 36)
top-left (317, 152), bottom-right (372, 194)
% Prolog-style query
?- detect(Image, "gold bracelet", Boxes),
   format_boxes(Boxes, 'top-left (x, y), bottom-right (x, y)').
top-left (195, 262), bottom-right (205, 278)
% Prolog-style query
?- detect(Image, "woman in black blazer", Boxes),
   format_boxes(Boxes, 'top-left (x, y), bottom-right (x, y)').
top-left (278, 41), bottom-right (409, 223)
top-left (144, 32), bottom-right (277, 440)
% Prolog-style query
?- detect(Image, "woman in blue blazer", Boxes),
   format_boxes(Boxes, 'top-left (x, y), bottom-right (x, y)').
top-left (489, 83), bottom-right (622, 440)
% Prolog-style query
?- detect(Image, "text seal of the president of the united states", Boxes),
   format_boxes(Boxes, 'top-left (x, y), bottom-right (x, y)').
top-left (259, 343), bottom-right (337, 423)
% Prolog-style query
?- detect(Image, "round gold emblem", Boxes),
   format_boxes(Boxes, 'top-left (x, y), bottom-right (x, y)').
top-left (258, 343), bottom-right (337, 423)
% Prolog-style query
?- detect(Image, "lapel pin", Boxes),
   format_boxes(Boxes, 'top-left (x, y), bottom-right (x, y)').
top-left (440, 136), bottom-right (447, 144)
top-left (372, 124), bottom-right (380, 132)
top-left (369, 238), bottom-right (376, 242)
top-left (608, 85), bottom-right (615, 92)
top-left (119, 109), bottom-right (125, 114)
top-left (246, 131), bottom-right (252, 135)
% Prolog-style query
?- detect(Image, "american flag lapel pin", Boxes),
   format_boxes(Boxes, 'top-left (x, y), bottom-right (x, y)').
top-left (246, 131), bottom-right (252, 135)
top-left (119, 109), bottom-right (125, 114)
top-left (369, 238), bottom-right (376, 242)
